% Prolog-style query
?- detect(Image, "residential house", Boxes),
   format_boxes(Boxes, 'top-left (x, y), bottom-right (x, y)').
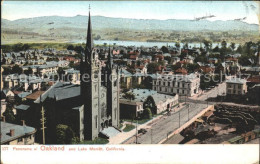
top-left (0, 120), bottom-right (36, 145)
top-left (226, 77), bottom-right (247, 95)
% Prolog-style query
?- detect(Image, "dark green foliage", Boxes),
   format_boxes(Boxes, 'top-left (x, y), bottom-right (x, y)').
top-left (3, 104), bottom-right (16, 123)
top-left (12, 65), bottom-right (23, 74)
top-left (3, 67), bottom-right (12, 75)
top-left (161, 46), bottom-right (169, 53)
top-left (2, 43), bottom-right (31, 53)
top-left (123, 124), bottom-right (135, 132)
top-left (142, 108), bottom-right (152, 119)
top-left (143, 96), bottom-right (157, 114)
top-left (147, 63), bottom-right (160, 74)
top-left (24, 67), bottom-right (33, 75)
top-left (56, 124), bottom-right (75, 144)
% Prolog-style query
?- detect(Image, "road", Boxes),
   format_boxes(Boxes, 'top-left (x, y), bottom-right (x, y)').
top-left (124, 82), bottom-right (227, 144)
top-left (124, 102), bottom-right (208, 144)
top-left (197, 82), bottom-right (226, 101)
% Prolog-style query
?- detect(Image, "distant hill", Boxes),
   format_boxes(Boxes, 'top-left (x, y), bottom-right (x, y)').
top-left (2, 15), bottom-right (258, 33)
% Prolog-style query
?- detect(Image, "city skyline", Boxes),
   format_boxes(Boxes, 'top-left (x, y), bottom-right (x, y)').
top-left (2, 1), bottom-right (259, 24)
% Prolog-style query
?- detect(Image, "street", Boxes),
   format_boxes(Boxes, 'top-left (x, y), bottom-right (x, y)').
top-left (124, 102), bottom-right (208, 144)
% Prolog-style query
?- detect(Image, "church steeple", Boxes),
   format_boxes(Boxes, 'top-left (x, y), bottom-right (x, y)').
top-left (86, 6), bottom-right (94, 54)
top-left (107, 46), bottom-right (113, 69)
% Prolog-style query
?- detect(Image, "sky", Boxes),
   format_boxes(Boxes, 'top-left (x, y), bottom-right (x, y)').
top-left (2, 1), bottom-right (259, 24)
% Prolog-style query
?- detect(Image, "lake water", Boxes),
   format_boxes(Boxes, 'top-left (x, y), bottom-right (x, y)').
top-left (70, 40), bottom-right (239, 49)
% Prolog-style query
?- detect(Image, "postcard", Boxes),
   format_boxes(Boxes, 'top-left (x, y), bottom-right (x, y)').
top-left (1, 1), bottom-right (259, 163)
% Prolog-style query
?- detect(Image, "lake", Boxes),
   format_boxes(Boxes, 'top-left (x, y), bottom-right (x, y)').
top-left (69, 40), bottom-right (239, 49)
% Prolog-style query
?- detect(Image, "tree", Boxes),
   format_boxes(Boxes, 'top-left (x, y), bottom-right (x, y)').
top-left (12, 65), bottom-right (23, 74)
top-left (203, 39), bottom-right (212, 52)
top-left (230, 42), bottom-right (236, 52)
top-left (161, 46), bottom-right (169, 53)
top-left (56, 124), bottom-right (75, 144)
top-left (238, 55), bottom-right (251, 66)
top-left (22, 44), bottom-right (30, 51)
top-left (67, 45), bottom-right (74, 50)
top-left (24, 67), bottom-right (33, 76)
top-left (3, 104), bottom-right (16, 123)
top-left (186, 63), bottom-right (199, 73)
top-left (74, 45), bottom-right (84, 54)
top-left (221, 40), bottom-right (227, 49)
top-left (236, 45), bottom-right (243, 54)
top-left (183, 43), bottom-right (189, 49)
top-left (175, 42), bottom-right (180, 49)
top-left (3, 67), bottom-right (11, 75)
top-left (164, 56), bottom-right (172, 64)
top-left (147, 63), bottom-right (159, 74)
top-left (142, 108), bottom-right (152, 119)
top-left (69, 61), bottom-right (75, 68)
top-left (123, 92), bottom-right (135, 101)
top-left (143, 96), bottom-right (157, 114)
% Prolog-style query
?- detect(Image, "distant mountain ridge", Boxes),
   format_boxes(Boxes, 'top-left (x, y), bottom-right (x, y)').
top-left (2, 15), bottom-right (259, 32)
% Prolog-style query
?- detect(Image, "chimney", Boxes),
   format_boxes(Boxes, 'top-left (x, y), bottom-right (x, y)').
top-left (21, 120), bottom-right (26, 126)
top-left (10, 129), bottom-right (15, 137)
top-left (1, 116), bottom-right (5, 122)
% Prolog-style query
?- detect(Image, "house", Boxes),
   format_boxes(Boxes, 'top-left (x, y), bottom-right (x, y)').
top-left (0, 120), bottom-right (36, 145)
top-left (152, 73), bottom-right (200, 97)
top-left (65, 69), bottom-right (80, 84)
top-left (226, 77), bottom-right (247, 95)
top-left (196, 66), bottom-right (215, 75)
top-left (3, 74), bottom-right (20, 89)
top-left (120, 89), bottom-right (179, 119)
top-left (1, 89), bottom-right (15, 100)
top-left (120, 69), bottom-right (132, 89)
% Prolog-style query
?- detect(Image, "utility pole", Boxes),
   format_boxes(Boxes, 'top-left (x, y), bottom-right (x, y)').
top-left (136, 117), bottom-right (138, 144)
top-left (188, 103), bottom-right (190, 120)
top-left (151, 128), bottom-right (153, 144)
top-left (179, 110), bottom-right (181, 128)
top-left (40, 96), bottom-right (46, 144)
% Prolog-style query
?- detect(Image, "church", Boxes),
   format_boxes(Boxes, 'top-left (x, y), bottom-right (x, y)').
top-left (29, 10), bottom-right (120, 143)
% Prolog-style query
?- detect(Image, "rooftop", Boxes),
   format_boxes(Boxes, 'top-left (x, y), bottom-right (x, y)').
top-left (226, 77), bottom-right (247, 84)
top-left (26, 91), bottom-right (45, 100)
top-left (15, 104), bottom-right (30, 111)
top-left (1, 121), bottom-right (36, 144)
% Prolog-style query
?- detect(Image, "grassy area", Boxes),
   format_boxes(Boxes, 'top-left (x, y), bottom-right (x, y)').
top-left (123, 124), bottom-right (135, 132)
top-left (122, 118), bottom-right (151, 124)
top-left (79, 137), bottom-right (109, 145)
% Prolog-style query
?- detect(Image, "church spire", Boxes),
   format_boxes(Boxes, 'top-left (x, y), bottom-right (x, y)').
top-left (86, 5), bottom-right (93, 53)
top-left (107, 45), bottom-right (113, 68)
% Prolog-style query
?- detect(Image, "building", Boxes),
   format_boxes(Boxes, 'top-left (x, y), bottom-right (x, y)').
top-left (226, 77), bottom-right (247, 95)
top-left (120, 89), bottom-right (179, 119)
top-left (65, 69), bottom-right (80, 84)
top-left (16, 10), bottom-right (120, 142)
top-left (1, 120), bottom-right (36, 145)
top-left (152, 74), bottom-right (200, 96)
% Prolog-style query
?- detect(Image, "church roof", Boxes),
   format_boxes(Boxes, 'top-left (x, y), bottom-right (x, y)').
top-left (47, 82), bottom-right (81, 101)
